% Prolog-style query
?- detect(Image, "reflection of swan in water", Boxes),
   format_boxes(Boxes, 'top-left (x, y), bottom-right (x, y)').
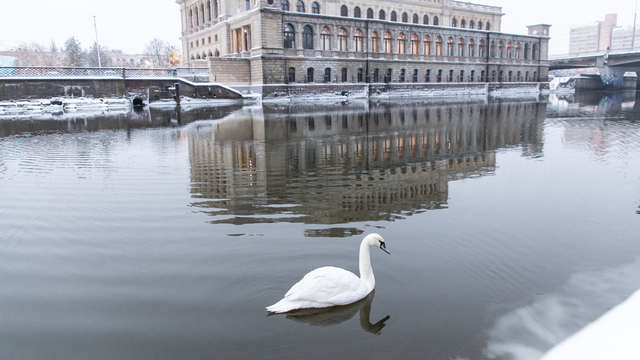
top-left (275, 290), bottom-right (391, 335)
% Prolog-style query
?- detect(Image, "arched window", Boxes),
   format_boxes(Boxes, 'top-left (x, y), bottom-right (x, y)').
top-left (437, 69), bottom-right (443, 82)
top-left (201, 4), bottom-right (205, 22)
top-left (479, 39), bottom-right (485, 57)
top-left (435, 36), bottom-right (442, 56)
top-left (423, 15), bottom-right (429, 25)
top-left (469, 20), bottom-right (474, 29)
top-left (400, 69), bottom-right (406, 82)
top-left (196, 53), bottom-right (201, 59)
top-left (486, 22), bottom-right (491, 30)
top-left (337, 28), bottom-right (347, 51)
top-left (324, 67), bottom-right (331, 82)
top-left (507, 42), bottom-right (512, 58)
top-left (451, 18), bottom-right (457, 27)
top-left (498, 41), bottom-right (504, 58)
top-left (367, 8), bottom-right (373, 19)
top-left (206, 2), bottom-right (211, 21)
top-left (433, 16), bottom-right (439, 25)
top-left (354, 29), bottom-right (363, 52)
top-left (379, 10), bottom-right (385, 20)
top-left (321, 27), bottom-right (331, 50)
top-left (477, 21), bottom-right (483, 30)
top-left (402, 12), bottom-right (408, 23)
top-left (517, 70), bottom-right (521, 81)
top-left (371, 31), bottom-right (379, 52)
top-left (307, 67), bottom-right (314, 82)
top-left (515, 42), bottom-right (521, 58)
top-left (189, 9), bottom-right (193, 28)
top-left (413, 69), bottom-right (419, 82)
top-left (468, 38), bottom-right (475, 57)
top-left (296, 0), bottom-right (304, 12)
top-left (191, 55), bottom-right (195, 60)
top-left (461, 19), bottom-right (466, 28)
top-left (524, 43), bottom-right (530, 59)
top-left (391, 11), bottom-right (397, 22)
top-left (354, 6), bottom-right (361, 18)
top-left (425, 69), bottom-right (431, 82)
top-left (341, 68), bottom-right (348, 82)
top-left (470, 70), bottom-right (475, 82)
top-left (423, 35), bottom-right (431, 55)
top-left (480, 70), bottom-right (485, 82)
top-left (303, 25), bottom-right (314, 49)
top-left (283, 23), bottom-right (295, 49)
top-left (386, 68), bottom-right (392, 82)
top-left (533, 71), bottom-right (537, 81)
top-left (490, 40), bottom-right (495, 57)
top-left (446, 37), bottom-right (454, 56)
top-left (373, 68), bottom-right (379, 82)
top-left (532, 43), bottom-right (539, 60)
top-left (383, 32), bottom-right (392, 53)
top-left (281, 0), bottom-right (289, 11)
top-left (491, 70), bottom-right (496, 82)
top-left (195, 8), bottom-right (199, 25)
top-left (357, 68), bottom-right (363, 82)
top-left (499, 70), bottom-right (503, 81)
top-left (311, 1), bottom-right (320, 13)
top-left (525, 71), bottom-right (529, 81)
top-left (413, 14), bottom-right (419, 24)
top-left (288, 67), bottom-right (296, 83)
top-left (213, 0), bottom-right (219, 18)
top-left (208, 50), bottom-right (213, 56)
top-left (410, 34), bottom-right (418, 54)
top-left (340, 5), bottom-right (348, 17)
top-left (214, 49), bottom-right (220, 57)
top-left (457, 38), bottom-right (464, 57)
top-left (459, 69), bottom-right (464, 82)
top-left (398, 33), bottom-right (406, 54)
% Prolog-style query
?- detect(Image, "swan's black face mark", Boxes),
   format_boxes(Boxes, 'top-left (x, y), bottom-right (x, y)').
top-left (379, 241), bottom-right (390, 254)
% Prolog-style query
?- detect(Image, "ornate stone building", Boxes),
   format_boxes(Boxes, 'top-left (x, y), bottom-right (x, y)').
top-left (176, 0), bottom-right (550, 91)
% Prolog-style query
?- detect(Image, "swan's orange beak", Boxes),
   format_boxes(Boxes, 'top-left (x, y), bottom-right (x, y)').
top-left (380, 242), bottom-right (390, 254)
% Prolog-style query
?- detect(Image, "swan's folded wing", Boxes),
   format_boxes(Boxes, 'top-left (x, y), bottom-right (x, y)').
top-left (284, 266), bottom-right (362, 304)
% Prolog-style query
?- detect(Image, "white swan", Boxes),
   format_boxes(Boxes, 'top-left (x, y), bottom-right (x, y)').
top-left (266, 233), bottom-right (389, 313)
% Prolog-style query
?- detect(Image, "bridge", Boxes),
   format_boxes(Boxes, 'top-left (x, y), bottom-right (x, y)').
top-left (549, 50), bottom-right (640, 88)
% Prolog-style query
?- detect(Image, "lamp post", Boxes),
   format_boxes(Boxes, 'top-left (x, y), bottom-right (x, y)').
top-left (94, 15), bottom-right (102, 67)
top-left (633, 0), bottom-right (638, 50)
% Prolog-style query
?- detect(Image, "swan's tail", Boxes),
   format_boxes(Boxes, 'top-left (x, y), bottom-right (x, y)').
top-left (266, 298), bottom-right (295, 313)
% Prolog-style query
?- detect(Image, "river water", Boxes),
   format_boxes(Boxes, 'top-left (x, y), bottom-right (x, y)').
top-left (1, 92), bottom-right (639, 359)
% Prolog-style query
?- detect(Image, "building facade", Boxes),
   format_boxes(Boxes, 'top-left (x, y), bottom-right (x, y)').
top-left (569, 14), bottom-right (617, 54)
top-left (176, 0), bottom-right (550, 89)
top-left (611, 25), bottom-right (640, 51)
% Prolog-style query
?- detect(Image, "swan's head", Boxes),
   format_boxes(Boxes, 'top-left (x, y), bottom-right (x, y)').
top-left (366, 233), bottom-right (389, 254)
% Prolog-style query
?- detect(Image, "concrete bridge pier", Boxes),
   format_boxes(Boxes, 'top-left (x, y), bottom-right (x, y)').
top-left (596, 66), bottom-right (638, 90)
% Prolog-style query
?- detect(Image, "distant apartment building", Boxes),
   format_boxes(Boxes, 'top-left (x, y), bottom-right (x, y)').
top-left (611, 25), bottom-right (640, 50)
top-left (569, 14), bottom-right (617, 54)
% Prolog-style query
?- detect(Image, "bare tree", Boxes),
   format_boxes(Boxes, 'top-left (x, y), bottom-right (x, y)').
top-left (144, 38), bottom-right (169, 67)
top-left (12, 42), bottom-right (61, 66)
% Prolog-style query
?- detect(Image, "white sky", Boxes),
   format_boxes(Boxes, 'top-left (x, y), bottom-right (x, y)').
top-left (0, 0), bottom-right (638, 55)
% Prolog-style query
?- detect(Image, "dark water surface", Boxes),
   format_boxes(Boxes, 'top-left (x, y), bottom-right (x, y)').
top-left (1, 93), bottom-right (639, 359)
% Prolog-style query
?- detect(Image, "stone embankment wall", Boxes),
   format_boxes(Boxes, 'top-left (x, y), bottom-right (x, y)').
top-left (261, 82), bottom-right (547, 100)
top-left (0, 78), bottom-right (243, 101)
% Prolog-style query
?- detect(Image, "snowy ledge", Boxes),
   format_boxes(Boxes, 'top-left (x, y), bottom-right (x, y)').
top-left (541, 287), bottom-right (640, 360)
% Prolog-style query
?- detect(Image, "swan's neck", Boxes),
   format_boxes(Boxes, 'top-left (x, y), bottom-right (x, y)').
top-left (359, 240), bottom-right (375, 290)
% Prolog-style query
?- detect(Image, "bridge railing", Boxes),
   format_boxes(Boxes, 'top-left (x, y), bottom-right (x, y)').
top-left (0, 66), bottom-right (210, 82)
top-left (549, 48), bottom-right (640, 60)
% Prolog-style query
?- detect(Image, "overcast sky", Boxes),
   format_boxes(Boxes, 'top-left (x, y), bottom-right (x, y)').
top-left (0, 0), bottom-right (638, 55)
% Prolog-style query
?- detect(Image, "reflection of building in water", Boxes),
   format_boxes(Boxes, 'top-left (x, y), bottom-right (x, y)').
top-left (188, 100), bottom-right (545, 224)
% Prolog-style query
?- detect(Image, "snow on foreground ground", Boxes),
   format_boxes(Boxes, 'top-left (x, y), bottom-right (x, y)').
top-left (485, 257), bottom-right (640, 360)
top-left (540, 287), bottom-right (640, 360)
